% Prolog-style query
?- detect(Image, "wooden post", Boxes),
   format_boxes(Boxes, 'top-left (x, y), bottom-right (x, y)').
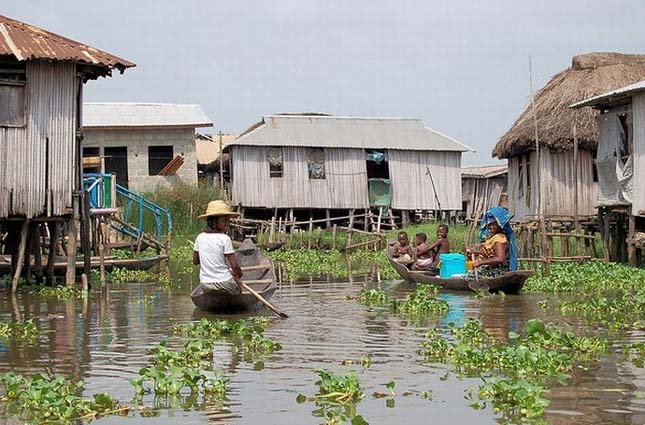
top-left (81, 194), bottom-right (91, 287)
top-left (364, 209), bottom-right (369, 231)
top-left (46, 222), bottom-right (59, 286)
top-left (11, 220), bottom-right (29, 293)
top-left (269, 215), bottom-right (276, 243)
top-left (66, 218), bottom-right (78, 288)
top-left (31, 223), bottom-right (44, 284)
top-left (326, 209), bottom-right (331, 228)
top-left (376, 207), bottom-right (383, 234)
top-left (332, 223), bottom-right (337, 251)
top-left (603, 212), bottom-right (610, 262)
top-left (628, 212), bottom-right (636, 266)
top-left (308, 213), bottom-right (313, 250)
top-left (347, 209), bottom-right (355, 249)
top-left (573, 125), bottom-right (580, 256)
top-left (81, 273), bottom-right (88, 292)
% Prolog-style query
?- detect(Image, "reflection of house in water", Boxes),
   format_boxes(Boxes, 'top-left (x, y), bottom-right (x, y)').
top-left (82, 103), bottom-right (213, 191)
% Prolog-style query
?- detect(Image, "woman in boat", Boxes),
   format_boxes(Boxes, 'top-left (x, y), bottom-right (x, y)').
top-left (467, 207), bottom-right (518, 278)
top-left (193, 201), bottom-right (243, 294)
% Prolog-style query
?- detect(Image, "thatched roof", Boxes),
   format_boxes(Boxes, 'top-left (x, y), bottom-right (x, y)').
top-left (493, 52), bottom-right (645, 159)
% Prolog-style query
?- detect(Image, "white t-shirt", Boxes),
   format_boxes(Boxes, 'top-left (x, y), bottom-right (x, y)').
top-left (194, 232), bottom-right (234, 283)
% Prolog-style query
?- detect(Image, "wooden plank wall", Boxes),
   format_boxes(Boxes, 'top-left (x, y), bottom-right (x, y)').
top-left (388, 150), bottom-right (462, 210)
top-left (230, 146), bottom-right (369, 208)
top-left (507, 149), bottom-right (597, 220)
top-left (633, 93), bottom-right (645, 215)
top-left (463, 176), bottom-right (506, 218)
top-left (0, 62), bottom-right (77, 218)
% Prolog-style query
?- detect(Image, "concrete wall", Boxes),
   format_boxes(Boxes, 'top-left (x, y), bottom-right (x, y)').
top-left (83, 127), bottom-right (198, 192)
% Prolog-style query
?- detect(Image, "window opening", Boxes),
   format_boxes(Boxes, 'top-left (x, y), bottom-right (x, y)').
top-left (148, 146), bottom-right (174, 175)
top-left (268, 147), bottom-right (283, 178)
top-left (307, 148), bottom-right (325, 179)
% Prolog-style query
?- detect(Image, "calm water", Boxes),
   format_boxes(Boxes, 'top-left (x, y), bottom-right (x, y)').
top-left (1, 272), bottom-right (645, 424)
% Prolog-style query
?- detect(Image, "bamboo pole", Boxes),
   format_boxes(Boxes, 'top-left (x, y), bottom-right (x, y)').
top-left (573, 124), bottom-right (580, 256)
top-left (332, 224), bottom-right (337, 250)
top-left (529, 55), bottom-right (550, 274)
top-left (46, 222), bottom-right (59, 286)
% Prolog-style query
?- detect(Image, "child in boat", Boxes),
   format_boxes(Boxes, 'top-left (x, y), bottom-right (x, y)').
top-left (414, 224), bottom-right (450, 270)
top-left (193, 201), bottom-right (243, 294)
top-left (392, 231), bottom-right (414, 263)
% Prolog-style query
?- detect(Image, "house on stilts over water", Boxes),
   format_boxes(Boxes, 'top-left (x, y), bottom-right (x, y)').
top-left (0, 14), bottom-right (134, 290)
top-left (493, 52), bottom-right (645, 223)
top-left (572, 79), bottom-right (645, 266)
top-left (224, 114), bottom-right (472, 226)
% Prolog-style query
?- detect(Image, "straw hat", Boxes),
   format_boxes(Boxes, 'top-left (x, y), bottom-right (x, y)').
top-left (198, 200), bottom-right (240, 219)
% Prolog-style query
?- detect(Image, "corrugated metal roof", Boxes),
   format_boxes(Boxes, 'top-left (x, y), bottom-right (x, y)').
top-left (229, 114), bottom-right (472, 152)
top-left (571, 79), bottom-right (645, 108)
top-left (195, 133), bottom-right (237, 164)
top-left (83, 103), bottom-right (213, 129)
top-left (0, 14), bottom-right (134, 75)
top-left (461, 164), bottom-right (508, 179)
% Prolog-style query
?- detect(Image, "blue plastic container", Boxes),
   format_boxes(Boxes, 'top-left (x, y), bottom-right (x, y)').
top-left (439, 253), bottom-right (466, 278)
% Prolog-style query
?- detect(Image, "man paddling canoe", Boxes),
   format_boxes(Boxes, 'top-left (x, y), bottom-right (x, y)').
top-left (192, 200), bottom-right (243, 294)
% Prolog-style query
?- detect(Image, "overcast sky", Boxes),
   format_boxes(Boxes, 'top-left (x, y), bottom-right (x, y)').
top-left (5, 1), bottom-right (645, 164)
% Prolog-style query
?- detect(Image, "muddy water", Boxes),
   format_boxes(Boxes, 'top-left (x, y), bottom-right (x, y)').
top-left (1, 274), bottom-right (645, 424)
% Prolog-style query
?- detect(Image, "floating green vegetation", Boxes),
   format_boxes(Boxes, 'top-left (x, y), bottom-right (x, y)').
top-left (268, 249), bottom-right (398, 281)
top-left (297, 369), bottom-right (368, 425)
top-left (0, 371), bottom-right (128, 423)
top-left (525, 262), bottom-right (645, 294)
top-left (0, 319), bottom-right (38, 341)
top-left (625, 342), bottom-right (645, 368)
top-left (174, 317), bottom-right (282, 358)
top-left (28, 285), bottom-right (86, 300)
top-left (559, 288), bottom-right (645, 331)
top-left (130, 339), bottom-right (228, 400)
top-left (106, 267), bottom-right (169, 285)
top-left (418, 318), bottom-right (607, 420)
top-left (356, 286), bottom-right (448, 316)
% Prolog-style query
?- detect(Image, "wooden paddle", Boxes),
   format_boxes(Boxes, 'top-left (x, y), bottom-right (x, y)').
top-left (233, 275), bottom-right (288, 318)
top-left (468, 253), bottom-right (490, 292)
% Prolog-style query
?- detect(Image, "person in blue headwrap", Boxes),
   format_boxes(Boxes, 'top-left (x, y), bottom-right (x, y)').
top-left (466, 206), bottom-right (518, 277)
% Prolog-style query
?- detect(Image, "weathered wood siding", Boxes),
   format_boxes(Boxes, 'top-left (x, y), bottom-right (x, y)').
top-left (507, 149), bottom-right (597, 220)
top-left (0, 62), bottom-right (77, 218)
top-left (633, 93), bottom-right (645, 215)
top-left (388, 150), bottom-right (462, 210)
top-left (230, 146), bottom-right (369, 208)
top-left (462, 175), bottom-right (507, 218)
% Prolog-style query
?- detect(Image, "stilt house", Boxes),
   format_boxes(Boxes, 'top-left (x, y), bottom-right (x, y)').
top-left (571, 80), bottom-right (645, 265)
top-left (493, 53), bottom-right (645, 221)
top-left (461, 164), bottom-right (508, 220)
top-left (225, 114), bottom-right (471, 219)
top-left (0, 14), bottom-right (133, 287)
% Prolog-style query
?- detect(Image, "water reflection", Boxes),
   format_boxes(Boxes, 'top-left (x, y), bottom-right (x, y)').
top-left (0, 275), bottom-right (644, 424)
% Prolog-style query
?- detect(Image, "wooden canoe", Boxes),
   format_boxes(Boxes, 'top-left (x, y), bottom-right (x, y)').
top-left (191, 240), bottom-right (278, 313)
top-left (387, 255), bottom-right (414, 281)
top-left (408, 269), bottom-right (533, 294)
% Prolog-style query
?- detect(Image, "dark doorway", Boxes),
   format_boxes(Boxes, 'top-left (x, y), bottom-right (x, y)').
top-left (366, 149), bottom-right (391, 208)
top-left (104, 146), bottom-right (128, 187)
top-left (82, 147), bottom-right (101, 174)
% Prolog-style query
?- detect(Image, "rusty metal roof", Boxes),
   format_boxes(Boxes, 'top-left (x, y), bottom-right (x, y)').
top-left (0, 14), bottom-right (135, 76)
top-left (461, 164), bottom-right (508, 179)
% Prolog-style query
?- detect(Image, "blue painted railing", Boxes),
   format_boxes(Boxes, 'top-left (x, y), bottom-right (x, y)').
top-left (83, 174), bottom-right (172, 242)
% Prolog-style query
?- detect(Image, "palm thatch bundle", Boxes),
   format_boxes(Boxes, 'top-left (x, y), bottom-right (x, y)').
top-left (493, 52), bottom-right (645, 159)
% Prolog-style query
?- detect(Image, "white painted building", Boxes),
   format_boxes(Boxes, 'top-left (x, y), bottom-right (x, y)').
top-left (82, 103), bottom-right (213, 191)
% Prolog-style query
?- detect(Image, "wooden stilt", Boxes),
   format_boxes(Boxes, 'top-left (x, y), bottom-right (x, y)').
top-left (332, 224), bottom-right (337, 251)
top-left (269, 215), bottom-right (276, 243)
top-left (32, 223), bottom-right (43, 284)
top-left (66, 218), bottom-right (78, 288)
top-left (603, 212), bottom-right (610, 262)
top-left (307, 213), bottom-right (313, 250)
top-left (11, 220), bottom-right (29, 293)
top-left (347, 209), bottom-right (355, 249)
top-left (46, 222), bottom-right (59, 286)
top-left (326, 209), bottom-right (331, 228)
top-left (628, 212), bottom-right (636, 266)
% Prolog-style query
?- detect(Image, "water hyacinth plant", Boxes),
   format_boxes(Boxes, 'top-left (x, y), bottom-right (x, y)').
top-left (356, 285), bottom-right (449, 316)
top-left (0, 319), bottom-right (38, 341)
top-left (418, 318), bottom-right (607, 420)
top-left (0, 371), bottom-right (128, 422)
